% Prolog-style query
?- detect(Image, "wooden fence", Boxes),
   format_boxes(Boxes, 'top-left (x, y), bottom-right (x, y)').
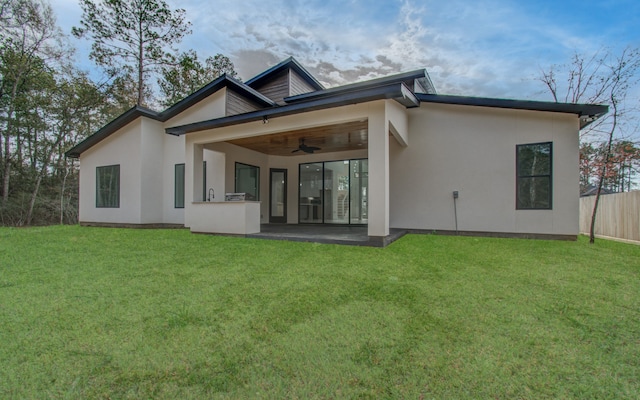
top-left (579, 190), bottom-right (640, 242)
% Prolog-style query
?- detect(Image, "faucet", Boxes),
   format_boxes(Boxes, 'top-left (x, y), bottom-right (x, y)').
top-left (208, 188), bottom-right (214, 202)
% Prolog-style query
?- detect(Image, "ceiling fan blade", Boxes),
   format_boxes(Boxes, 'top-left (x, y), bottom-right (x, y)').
top-left (291, 149), bottom-right (300, 153)
top-left (307, 146), bottom-right (321, 151)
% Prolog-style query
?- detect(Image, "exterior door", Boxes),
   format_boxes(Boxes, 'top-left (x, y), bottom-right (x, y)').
top-left (298, 159), bottom-right (367, 225)
top-left (269, 168), bottom-right (287, 223)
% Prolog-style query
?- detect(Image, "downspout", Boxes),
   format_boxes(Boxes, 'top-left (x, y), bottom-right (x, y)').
top-left (453, 191), bottom-right (459, 235)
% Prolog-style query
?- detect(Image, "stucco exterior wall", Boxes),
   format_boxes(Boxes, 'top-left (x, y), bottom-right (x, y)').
top-left (78, 96), bottom-right (580, 237)
top-left (140, 118), bottom-right (165, 223)
top-left (164, 89), bottom-right (226, 129)
top-left (79, 119), bottom-right (143, 224)
top-left (389, 103), bottom-right (580, 235)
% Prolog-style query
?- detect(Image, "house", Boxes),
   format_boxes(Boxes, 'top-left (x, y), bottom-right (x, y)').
top-left (65, 57), bottom-right (608, 244)
top-left (580, 184), bottom-right (614, 197)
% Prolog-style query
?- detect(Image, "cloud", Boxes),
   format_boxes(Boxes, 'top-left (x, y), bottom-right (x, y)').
top-left (231, 49), bottom-right (281, 80)
top-left (54, 0), bottom-right (640, 105)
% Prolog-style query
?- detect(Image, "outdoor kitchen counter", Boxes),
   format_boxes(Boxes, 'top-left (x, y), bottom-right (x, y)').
top-left (188, 201), bottom-right (261, 235)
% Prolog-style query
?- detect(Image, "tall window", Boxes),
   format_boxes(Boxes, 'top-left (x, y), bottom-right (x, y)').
top-left (516, 142), bottom-right (552, 209)
top-left (202, 161), bottom-right (207, 201)
top-left (235, 162), bottom-right (259, 200)
top-left (175, 163), bottom-right (185, 208)
top-left (96, 165), bottom-right (120, 208)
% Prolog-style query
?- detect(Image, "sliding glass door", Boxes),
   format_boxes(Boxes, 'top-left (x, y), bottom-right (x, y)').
top-left (298, 159), bottom-right (367, 225)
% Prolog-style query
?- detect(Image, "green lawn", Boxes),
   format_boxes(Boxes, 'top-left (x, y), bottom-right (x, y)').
top-left (0, 226), bottom-right (638, 399)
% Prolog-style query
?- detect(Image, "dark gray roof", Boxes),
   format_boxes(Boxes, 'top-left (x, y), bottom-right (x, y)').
top-left (415, 94), bottom-right (608, 129)
top-left (284, 69), bottom-right (435, 103)
top-left (65, 105), bottom-right (158, 159)
top-left (66, 56), bottom-right (609, 158)
top-left (246, 56), bottom-right (324, 91)
top-left (165, 84), bottom-right (608, 136)
top-left (166, 82), bottom-right (418, 135)
top-left (65, 74), bottom-right (276, 158)
top-left (580, 185), bottom-right (615, 197)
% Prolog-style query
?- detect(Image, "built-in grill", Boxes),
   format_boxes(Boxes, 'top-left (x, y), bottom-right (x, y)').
top-left (225, 193), bottom-right (248, 201)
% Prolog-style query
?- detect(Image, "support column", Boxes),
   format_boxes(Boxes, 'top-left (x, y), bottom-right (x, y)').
top-left (183, 140), bottom-right (203, 229)
top-left (191, 143), bottom-right (204, 202)
top-left (368, 102), bottom-right (390, 237)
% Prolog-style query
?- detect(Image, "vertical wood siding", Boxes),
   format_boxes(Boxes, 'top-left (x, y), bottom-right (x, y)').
top-left (580, 191), bottom-right (640, 242)
top-left (226, 89), bottom-right (263, 116)
top-left (252, 70), bottom-right (290, 104)
top-left (290, 70), bottom-right (317, 96)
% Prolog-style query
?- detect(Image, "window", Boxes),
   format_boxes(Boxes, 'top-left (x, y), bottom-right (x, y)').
top-left (96, 165), bottom-right (120, 208)
top-left (202, 161), bottom-right (207, 201)
top-left (235, 162), bottom-right (260, 200)
top-left (175, 164), bottom-right (185, 208)
top-left (516, 142), bottom-right (552, 209)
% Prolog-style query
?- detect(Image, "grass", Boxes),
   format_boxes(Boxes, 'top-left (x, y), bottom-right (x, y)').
top-left (0, 226), bottom-right (638, 399)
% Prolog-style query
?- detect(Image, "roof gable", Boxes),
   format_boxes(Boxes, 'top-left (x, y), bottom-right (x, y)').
top-left (164, 74), bottom-right (275, 119)
top-left (66, 55), bottom-right (609, 158)
top-left (246, 57), bottom-right (324, 93)
top-left (284, 69), bottom-right (435, 104)
top-left (66, 75), bottom-right (277, 158)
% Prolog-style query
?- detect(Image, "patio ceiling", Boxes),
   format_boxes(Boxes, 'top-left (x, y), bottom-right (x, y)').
top-left (226, 120), bottom-right (368, 156)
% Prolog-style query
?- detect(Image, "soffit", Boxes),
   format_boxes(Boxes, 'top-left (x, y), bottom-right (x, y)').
top-left (226, 120), bottom-right (368, 156)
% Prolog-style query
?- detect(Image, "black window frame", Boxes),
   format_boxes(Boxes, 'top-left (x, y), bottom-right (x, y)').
top-left (202, 160), bottom-right (207, 202)
top-left (234, 162), bottom-right (260, 201)
top-left (175, 163), bottom-right (185, 208)
top-left (516, 142), bottom-right (552, 210)
top-left (95, 164), bottom-right (120, 208)
top-left (297, 158), bottom-right (368, 225)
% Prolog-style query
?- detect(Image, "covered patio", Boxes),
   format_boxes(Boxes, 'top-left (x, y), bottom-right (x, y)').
top-left (182, 99), bottom-right (410, 241)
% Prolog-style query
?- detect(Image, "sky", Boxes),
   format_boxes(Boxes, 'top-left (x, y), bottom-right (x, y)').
top-left (52, 0), bottom-right (640, 105)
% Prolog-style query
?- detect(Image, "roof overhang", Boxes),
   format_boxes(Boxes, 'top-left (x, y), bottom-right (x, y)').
top-left (284, 69), bottom-right (434, 104)
top-left (65, 75), bottom-right (277, 158)
top-left (166, 82), bottom-right (418, 136)
top-left (65, 105), bottom-right (159, 158)
top-left (416, 94), bottom-right (609, 129)
top-left (164, 75), bottom-right (276, 119)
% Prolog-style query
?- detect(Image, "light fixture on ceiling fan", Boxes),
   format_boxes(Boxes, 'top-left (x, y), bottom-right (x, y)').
top-left (291, 138), bottom-right (321, 154)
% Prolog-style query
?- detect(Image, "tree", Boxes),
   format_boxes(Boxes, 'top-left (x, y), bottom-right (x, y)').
top-left (604, 140), bottom-right (640, 192)
top-left (579, 142), bottom-right (598, 193)
top-left (0, 0), bottom-right (113, 226)
top-left (538, 47), bottom-right (640, 243)
top-left (580, 140), bottom-right (640, 194)
top-left (158, 50), bottom-right (238, 107)
top-left (0, 0), bottom-right (68, 210)
top-left (72, 0), bottom-right (192, 107)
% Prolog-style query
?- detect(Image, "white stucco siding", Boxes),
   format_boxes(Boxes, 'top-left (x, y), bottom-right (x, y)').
top-left (78, 119), bottom-right (143, 224)
top-left (164, 89), bottom-right (226, 129)
top-left (203, 149), bottom-right (225, 204)
top-left (205, 142), bottom-right (269, 222)
top-left (390, 103), bottom-right (580, 235)
top-left (140, 118), bottom-right (165, 223)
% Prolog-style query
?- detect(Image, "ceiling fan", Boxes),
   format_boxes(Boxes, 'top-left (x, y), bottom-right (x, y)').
top-left (291, 138), bottom-right (321, 154)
